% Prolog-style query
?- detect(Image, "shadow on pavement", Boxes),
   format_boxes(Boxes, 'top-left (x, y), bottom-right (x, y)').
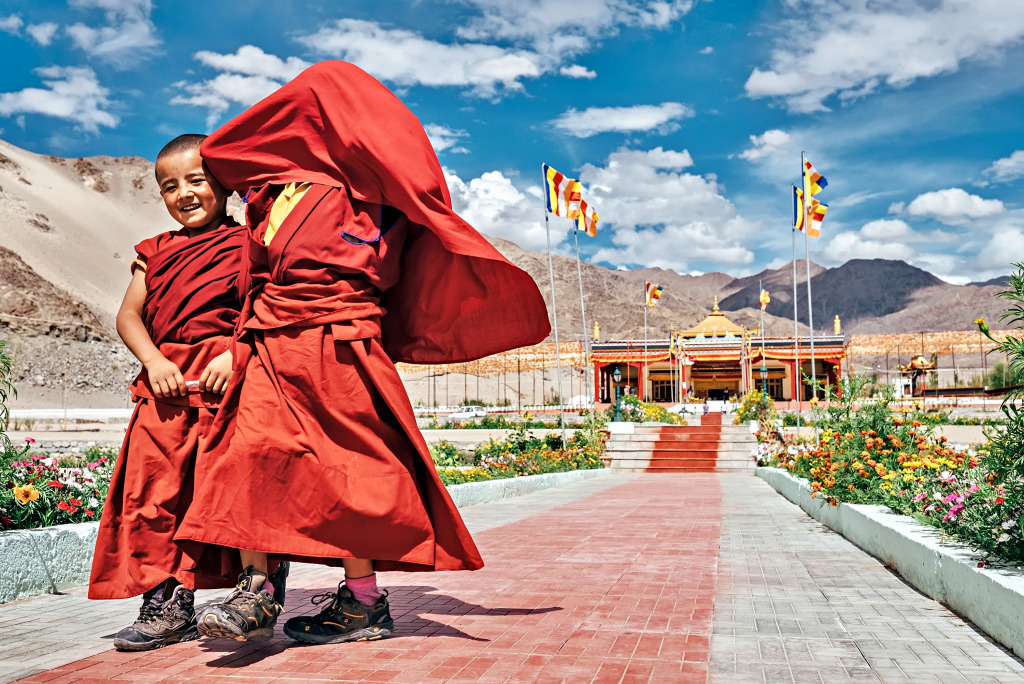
top-left (195, 584), bottom-right (562, 668)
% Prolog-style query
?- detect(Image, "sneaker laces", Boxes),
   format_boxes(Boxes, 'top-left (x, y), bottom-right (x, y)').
top-left (309, 590), bottom-right (341, 613)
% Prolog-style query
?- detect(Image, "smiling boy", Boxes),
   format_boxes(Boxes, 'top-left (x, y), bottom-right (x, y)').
top-left (88, 134), bottom-right (255, 651)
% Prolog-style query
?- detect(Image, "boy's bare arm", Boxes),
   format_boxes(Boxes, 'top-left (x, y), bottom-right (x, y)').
top-left (116, 269), bottom-right (186, 398)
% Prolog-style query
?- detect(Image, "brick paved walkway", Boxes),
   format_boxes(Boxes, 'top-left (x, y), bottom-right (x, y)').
top-left (4, 473), bottom-right (1024, 683)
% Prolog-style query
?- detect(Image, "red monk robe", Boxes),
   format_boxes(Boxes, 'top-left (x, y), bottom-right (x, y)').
top-left (89, 220), bottom-right (246, 599)
top-left (174, 61), bottom-right (550, 578)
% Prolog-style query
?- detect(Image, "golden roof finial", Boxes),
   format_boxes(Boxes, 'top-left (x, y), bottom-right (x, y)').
top-left (593, 320), bottom-right (600, 340)
top-left (834, 315), bottom-right (841, 335)
top-left (713, 295), bottom-right (720, 313)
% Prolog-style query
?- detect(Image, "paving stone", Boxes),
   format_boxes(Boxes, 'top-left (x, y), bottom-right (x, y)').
top-left (4, 472), bottom-right (1024, 683)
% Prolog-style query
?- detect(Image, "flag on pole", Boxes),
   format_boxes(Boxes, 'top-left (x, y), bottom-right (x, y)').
top-left (645, 281), bottom-right (663, 307)
top-left (575, 198), bottom-right (599, 236)
top-left (542, 163), bottom-right (575, 216)
top-left (760, 288), bottom-right (770, 311)
top-left (793, 186), bottom-right (805, 232)
top-left (565, 180), bottom-right (582, 219)
top-left (808, 199), bottom-right (828, 237)
top-left (803, 159), bottom-right (828, 196)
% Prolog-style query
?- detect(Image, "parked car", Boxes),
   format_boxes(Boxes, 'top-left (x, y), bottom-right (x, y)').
top-left (448, 406), bottom-right (487, 420)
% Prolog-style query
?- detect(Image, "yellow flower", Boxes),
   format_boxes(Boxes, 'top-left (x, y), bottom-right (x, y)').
top-left (13, 483), bottom-right (40, 505)
top-left (810, 397), bottom-right (819, 405)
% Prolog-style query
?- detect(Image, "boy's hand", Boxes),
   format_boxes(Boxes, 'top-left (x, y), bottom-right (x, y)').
top-left (145, 357), bottom-right (186, 398)
top-left (199, 350), bottom-right (234, 394)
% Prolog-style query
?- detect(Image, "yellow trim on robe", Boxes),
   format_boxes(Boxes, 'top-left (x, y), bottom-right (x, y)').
top-left (264, 182), bottom-right (311, 245)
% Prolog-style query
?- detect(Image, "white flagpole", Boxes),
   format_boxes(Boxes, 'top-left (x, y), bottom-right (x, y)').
top-left (792, 186), bottom-right (801, 431)
top-left (802, 152), bottom-right (818, 400)
top-left (544, 203), bottom-right (567, 448)
top-left (643, 283), bottom-right (648, 402)
top-left (572, 226), bottom-right (592, 414)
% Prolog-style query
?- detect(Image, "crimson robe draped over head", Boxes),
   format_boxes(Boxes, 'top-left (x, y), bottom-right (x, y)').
top-left (199, 60), bottom-right (550, 363)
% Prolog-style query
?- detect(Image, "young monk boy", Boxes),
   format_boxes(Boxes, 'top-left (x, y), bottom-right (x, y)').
top-left (88, 134), bottom-right (275, 651)
top-left (173, 61), bottom-right (551, 644)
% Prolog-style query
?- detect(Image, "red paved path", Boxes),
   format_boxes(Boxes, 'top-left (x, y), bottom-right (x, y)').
top-left (18, 475), bottom-right (719, 684)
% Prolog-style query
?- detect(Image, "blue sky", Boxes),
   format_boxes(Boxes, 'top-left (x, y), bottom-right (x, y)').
top-left (2, 0), bottom-right (1023, 284)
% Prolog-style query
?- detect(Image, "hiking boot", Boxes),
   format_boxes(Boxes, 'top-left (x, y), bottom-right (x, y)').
top-left (196, 566), bottom-right (281, 641)
top-left (283, 583), bottom-right (393, 645)
top-left (113, 583), bottom-right (198, 651)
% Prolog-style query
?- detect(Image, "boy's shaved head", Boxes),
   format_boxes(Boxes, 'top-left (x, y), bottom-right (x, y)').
top-left (155, 134), bottom-right (206, 177)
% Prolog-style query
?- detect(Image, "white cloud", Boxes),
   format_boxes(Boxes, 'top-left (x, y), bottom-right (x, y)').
top-left (904, 188), bottom-right (1005, 225)
top-left (746, 0), bottom-right (1024, 113)
top-left (699, 46), bottom-right (713, 55)
top-left (170, 73), bottom-right (283, 128)
top-left (170, 47), bottom-right (311, 127)
top-left (442, 146), bottom-right (754, 272)
top-left (26, 22), bottom-right (59, 46)
top-left (0, 14), bottom-right (23, 34)
top-left (424, 124), bottom-right (470, 154)
top-left (581, 147), bottom-right (756, 270)
top-left (0, 66), bottom-right (118, 133)
top-left (67, 0), bottom-right (159, 66)
top-left (560, 64), bottom-right (596, 79)
top-left (456, 0), bottom-right (695, 58)
top-left (298, 19), bottom-right (542, 98)
top-left (981, 150), bottom-right (1024, 185)
top-left (193, 46), bottom-right (309, 81)
top-left (551, 102), bottom-right (694, 138)
top-left (445, 168), bottom-right (552, 252)
top-left (736, 129), bottom-right (792, 162)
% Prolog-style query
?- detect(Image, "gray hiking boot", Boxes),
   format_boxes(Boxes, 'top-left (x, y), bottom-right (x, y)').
top-left (196, 565), bottom-right (283, 641)
top-left (113, 582), bottom-right (198, 651)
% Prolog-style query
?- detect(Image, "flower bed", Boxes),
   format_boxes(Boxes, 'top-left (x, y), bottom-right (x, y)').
top-left (430, 426), bottom-right (605, 485)
top-left (754, 374), bottom-right (1022, 565)
top-left (1, 441), bottom-right (116, 531)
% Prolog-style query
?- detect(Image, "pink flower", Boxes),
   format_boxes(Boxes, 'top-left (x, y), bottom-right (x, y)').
top-left (943, 493), bottom-right (959, 504)
top-left (24, 437), bottom-right (35, 444)
top-left (912, 492), bottom-right (927, 502)
top-left (968, 484), bottom-right (980, 493)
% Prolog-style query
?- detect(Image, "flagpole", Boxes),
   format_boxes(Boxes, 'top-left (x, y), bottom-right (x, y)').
top-left (572, 226), bottom-right (592, 415)
top-left (802, 152), bottom-right (817, 401)
top-left (643, 283), bottom-right (648, 402)
top-left (792, 187), bottom-right (801, 432)
top-left (544, 208), bottom-right (567, 448)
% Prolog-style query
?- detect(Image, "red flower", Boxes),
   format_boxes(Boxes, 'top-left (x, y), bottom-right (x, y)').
top-left (978, 561), bottom-right (988, 568)
top-left (84, 510), bottom-right (95, 517)
top-left (0, 514), bottom-right (11, 528)
top-left (57, 501), bottom-right (73, 512)
top-left (68, 498), bottom-right (82, 507)
top-left (996, 497), bottom-right (1004, 505)
top-left (47, 480), bottom-right (64, 489)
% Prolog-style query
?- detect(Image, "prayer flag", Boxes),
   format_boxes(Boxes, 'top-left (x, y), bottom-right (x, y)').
top-left (576, 198), bottom-right (598, 237)
top-left (808, 199), bottom-right (828, 238)
top-left (542, 163), bottom-right (576, 217)
top-left (760, 288), bottom-right (770, 311)
top-left (803, 158), bottom-right (828, 196)
top-left (565, 180), bottom-right (582, 219)
top-left (793, 186), bottom-right (805, 232)
top-left (645, 281), bottom-right (663, 307)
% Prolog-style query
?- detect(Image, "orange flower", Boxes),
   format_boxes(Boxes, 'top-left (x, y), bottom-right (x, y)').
top-left (13, 483), bottom-right (39, 505)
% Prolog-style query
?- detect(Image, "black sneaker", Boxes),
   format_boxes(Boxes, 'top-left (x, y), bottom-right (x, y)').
top-left (196, 566), bottom-right (281, 641)
top-left (283, 583), bottom-right (394, 645)
top-left (113, 583), bottom-right (198, 651)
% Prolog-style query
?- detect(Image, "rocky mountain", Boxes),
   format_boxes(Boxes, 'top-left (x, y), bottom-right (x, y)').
top-left (0, 138), bottom-right (1012, 351)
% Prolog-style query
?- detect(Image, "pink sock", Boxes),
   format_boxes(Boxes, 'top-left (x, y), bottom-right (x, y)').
top-left (346, 574), bottom-right (383, 606)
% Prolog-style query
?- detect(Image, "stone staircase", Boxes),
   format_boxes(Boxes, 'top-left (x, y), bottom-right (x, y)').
top-left (605, 413), bottom-right (758, 473)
